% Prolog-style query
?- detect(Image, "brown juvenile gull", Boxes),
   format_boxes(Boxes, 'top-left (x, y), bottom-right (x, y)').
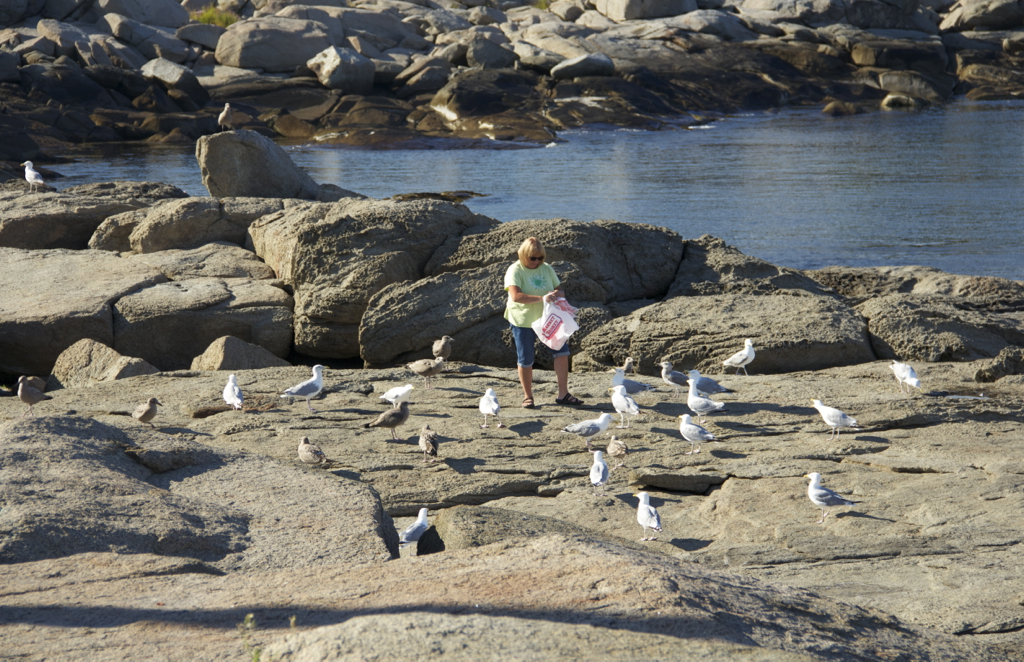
top-left (133, 397), bottom-right (161, 428)
top-left (418, 425), bottom-right (439, 463)
top-left (606, 435), bottom-right (629, 471)
top-left (723, 338), bottom-right (755, 375)
top-left (432, 335), bottom-right (454, 371)
top-left (281, 364), bottom-right (324, 413)
top-left (634, 491), bottom-right (663, 541)
top-left (21, 161), bottom-right (44, 193)
top-left (406, 357), bottom-right (445, 389)
top-left (621, 357), bottom-right (635, 375)
top-left (363, 401), bottom-right (410, 440)
top-left (810, 399), bottom-right (858, 441)
top-left (297, 436), bottom-right (331, 466)
top-left (17, 376), bottom-right (51, 417)
top-left (805, 472), bottom-right (858, 524)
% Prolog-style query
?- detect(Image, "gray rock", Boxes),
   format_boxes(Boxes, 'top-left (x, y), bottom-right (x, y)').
top-left (125, 242), bottom-right (277, 280)
top-left (140, 57), bottom-right (210, 107)
top-left (877, 69), bottom-right (952, 102)
top-left (513, 41), bottom-right (565, 72)
top-left (550, 0), bottom-right (586, 21)
top-left (112, 277), bottom-right (293, 370)
top-left (593, 0), bottom-right (697, 20)
top-left (190, 335), bottom-right (292, 371)
top-left (0, 51), bottom-right (20, 83)
top-left (306, 46), bottom-right (375, 94)
top-left (467, 37), bottom-right (519, 68)
top-left (940, 0), bottom-right (1024, 31)
top-left (214, 17), bottom-right (333, 73)
top-left (35, 18), bottom-right (89, 58)
top-left (974, 345), bottom-right (1024, 382)
top-left (95, 0), bottom-right (190, 28)
top-left (665, 8), bottom-right (759, 40)
top-left (48, 338), bottom-right (159, 390)
top-left (469, 5), bottom-right (507, 24)
top-left (196, 130), bottom-right (320, 199)
top-left (550, 52), bottom-right (615, 79)
top-left (175, 22), bottom-right (225, 50)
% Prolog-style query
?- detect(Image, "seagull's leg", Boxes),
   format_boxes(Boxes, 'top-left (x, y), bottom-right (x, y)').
top-left (306, 397), bottom-right (315, 413)
top-left (742, 365), bottom-right (749, 376)
top-left (496, 416), bottom-right (504, 429)
top-left (586, 437), bottom-right (594, 451)
top-left (391, 428), bottom-right (399, 441)
top-left (481, 414), bottom-right (489, 429)
top-left (639, 526), bottom-right (647, 541)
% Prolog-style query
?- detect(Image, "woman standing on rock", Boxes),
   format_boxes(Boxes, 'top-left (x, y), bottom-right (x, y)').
top-left (504, 236), bottom-right (583, 408)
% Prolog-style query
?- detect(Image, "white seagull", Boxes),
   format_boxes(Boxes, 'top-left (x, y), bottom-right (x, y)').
top-left (21, 161), bottom-right (44, 193)
top-left (281, 364), bottom-right (325, 412)
top-left (223, 374), bottom-right (243, 410)
top-left (479, 388), bottom-right (503, 428)
top-left (687, 379), bottom-right (726, 425)
top-left (678, 414), bottom-right (714, 455)
top-left (805, 472), bottom-right (857, 524)
top-left (218, 102), bottom-right (239, 131)
top-left (634, 491), bottom-right (662, 541)
top-left (609, 385), bottom-right (640, 429)
top-left (380, 383), bottom-right (414, 407)
top-left (889, 361), bottom-right (922, 393)
top-left (685, 369), bottom-right (733, 397)
top-left (590, 450), bottom-right (609, 496)
top-left (563, 413), bottom-right (614, 451)
top-left (723, 338), bottom-right (755, 375)
top-left (399, 508), bottom-right (430, 546)
top-left (658, 361), bottom-right (689, 398)
top-left (611, 368), bottom-right (656, 395)
top-left (810, 399), bottom-right (858, 441)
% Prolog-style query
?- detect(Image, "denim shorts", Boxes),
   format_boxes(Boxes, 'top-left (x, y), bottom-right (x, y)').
top-left (511, 324), bottom-right (570, 367)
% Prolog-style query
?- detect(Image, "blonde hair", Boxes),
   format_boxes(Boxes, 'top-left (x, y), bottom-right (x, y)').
top-left (517, 237), bottom-right (546, 267)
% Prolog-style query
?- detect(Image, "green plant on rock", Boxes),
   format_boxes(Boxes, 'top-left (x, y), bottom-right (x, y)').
top-left (191, 5), bottom-right (240, 28)
top-left (237, 612), bottom-right (262, 662)
top-left (532, 0), bottom-right (550, 8)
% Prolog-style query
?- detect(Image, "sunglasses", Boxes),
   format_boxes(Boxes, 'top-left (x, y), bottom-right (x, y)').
top-left (528, 255), bottom-right (544, 262)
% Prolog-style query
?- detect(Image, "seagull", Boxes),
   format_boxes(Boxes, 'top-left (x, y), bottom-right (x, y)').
top-left (17, 376), bottom-right (51, 417)
top-left (223, 374), bottom-right (243, 410)
top-left (133, 397), bottom-right (161, 428)
top-left (562, 413), bottom-right (614, 451)
top-left (606, 435), bottom-right (628, 470)
top-left (889, 360), bottom-right (922, 393)
top-left (810, 399), bottom-right (858, 441)
top-left (678, 414), bottom-right (714, 455)
top-left (723, 338), bottom-right (755, 375)
top-left (406, 357), bottom-right (445, 389)
top-left (621, 357), bottom-right (635, 374)
top-left (687, 379), bottom-right (726, 425)
top-left (658, 361), bottom-right (689, 398)
top-left (609, 385), bottom-right (639, 429)
top-left (21, 161), bottom-right (44, 193)
top-left (805, 472), bottom-right (857, 524)
top-left (297, 436), bottom-right (330, 466)
top-left (218, 102), bottom-right (239, 131)
top-left (685, 369), bottom-right (733, 397)
top-left (380, 383), bottom-right (414, 407)
top-left (612, 368), bottom-right (656, 395)
top-left (590, 450), bottom-right (609, 496)
top-left (479, 388), bottom-right (503, 428)
top-left (363, 401), bottom-right (410, 440)
top-left (418, 424), bottom-right (439, 463)
top-left (634, 491), bottom-right (662, 541)
top-left (399, 507), bottom-right (430, 546)
top-left (281, 364), bottom-right (325, 413)
top-left (432, 335), bottom-right (454, 370)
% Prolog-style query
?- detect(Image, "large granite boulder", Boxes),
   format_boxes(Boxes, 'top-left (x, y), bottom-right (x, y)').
top-left (940, 0), bottom-right (1024, 31)
top-left (0, 248), bottom-right (167, 375)
top-left (214, 17), bottom-right (334, 73)
top-left (124, 242), bottom-right (277, 280)
top-left (195, 130), bottom-right (321, 200)
top-left (306, 46), bottom-right (375, 94)
top-left (248, 198), bottom-right (498, 359)
top-left (593, 0), bottom-right (697, 20)
top-left (190, 335), bottom-right (292, 371)
top-left (140, 57), bottom-right (211, 107)
top-left (47, 338), bottom-right (159, 389)
top-left (111, 277), bottom-right (294, 370)
top-left (95, 0), bottom-right (191, 28)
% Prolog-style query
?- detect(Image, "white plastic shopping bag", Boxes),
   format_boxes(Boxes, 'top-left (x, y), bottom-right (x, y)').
top-left (531, 297), bottom-right (579, 350)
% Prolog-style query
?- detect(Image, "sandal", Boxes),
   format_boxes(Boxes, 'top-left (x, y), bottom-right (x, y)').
top-left (555, 393), bottom-right (584, 406)
top-left (522, 397), bottom-right (535, 409)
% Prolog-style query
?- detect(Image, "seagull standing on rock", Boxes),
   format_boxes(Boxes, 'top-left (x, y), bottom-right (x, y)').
top-left (406, 357), bottom-right (445, 389)
top-left (634, 491), bottom-right (662, 541)
top-left (399, 508), bottom-right (430, 547)
top-left (805, 472), bottom-right (858, 524)
top-left (133, 397), bottom-right (161, 428)
top-left (606, 435), bottom-right (629, 470)
top-left (363, 401), bottom-right (411, 440)
top-left (678, 414), bottom-right (714, 455)
top-left (723, 339), bottom-right (756, 375)
top-left (612, 368), bottom-right (655, 395)
top-left (432, 336), bottom-right (454, 371)
top-left (810, 399), bottom-right (858, 440)
top-left (17, 376), bottom-right (51, 417)
top-left (282, 365), bottom-right (325, 413)
top-left (563, 413), bottom-right (614, 451)
top-left (590, 450), bottom-right (609, 496)
top-left (609, 385), bottom-right (640, 429)
top-left (380, 384), bottom-right (414, 407)
top-left (21, 161), bottom-right (44, 193)
top-left (621, 357), bottom-right (635, 374)
top-left (685, 370), bottom-right (733, 398)
top-left (418, 425), bottom-right (439, 463)
top-left (658, 361), bottom-right (690, 398)
top-left (687, 379), bottom-right (726, 425)
top-left (479, 388), bottom-right (503, 428)
top-left (223, 374), bottom-right (243, 411)
top-left (889, 361), bottom-right (922, 393)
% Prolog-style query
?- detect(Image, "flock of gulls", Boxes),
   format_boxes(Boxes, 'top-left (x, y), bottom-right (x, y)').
top-left (11, 334), bottom-right (925, 545)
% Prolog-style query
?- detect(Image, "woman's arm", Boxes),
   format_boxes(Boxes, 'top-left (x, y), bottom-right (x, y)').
top-left (508, 285), bottom-right (546, 305)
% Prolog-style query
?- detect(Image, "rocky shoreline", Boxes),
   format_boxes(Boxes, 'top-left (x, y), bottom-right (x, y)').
top-left (5, 0), bottom-right (1024, 168)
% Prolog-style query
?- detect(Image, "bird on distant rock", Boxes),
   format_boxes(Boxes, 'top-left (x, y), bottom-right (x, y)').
top-left (17, 376), bottom-right (51, 417)
top-left (21, 161), bottom-right (44, 193)
top-left (563, 413), bottom-right (614, 451)
top-left (687, 379), bottom-right (726, 425)
top-left (658, 361), bottom-right (690, 398)
top-left (297, 436), bottom-right (330, 466)
top-left (612, 368), bottom-right (656, 395)
top-left (609, 385), bottom-right (639, 429)
top-left (479, 388), bottom-right (503, 428)
top-left (380, 383), bottom-right (413, 407)
top-left (805, 472), bottom-right (857, 524)
top-left (399, 508), bottom-right (430, 546)
top-left (133, 397), bottom-right (161, 428)
top-left (606, 435), bottom-right (629, 471)
top-left (810, 399), bottom-right (858, 441)
top-left (723, 338), bottom-right (755, 375)
top-left (281, 365), bottom-right (324, 413)
top-left (418, 425), bottom-right (439, 463)
top-left (685, 369), bottom-right (733, 398)
top-left (218, 102), bottom-right (239, 131)
top-left (223, 374), bottom-right (243, 411)
top-left (406, 357), bottom-right (445, 389)
top-left (889, 360), bottom-right (922, 393)
top-left (432, 335), bottom-right (454, 371)
top-left (678, 414), bottom-right (713, 455)
top-left (621, 357), bottom-right (635, 374)
top-left (590, 450), bottom-right (609, 496)
top-left (634, 491), bottom-right (662, 541)
top-left (363, 401), bottom-right (410, 440)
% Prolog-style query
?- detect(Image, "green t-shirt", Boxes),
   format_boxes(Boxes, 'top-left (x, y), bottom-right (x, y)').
top-left (504, 260), bottom-right (560, 328)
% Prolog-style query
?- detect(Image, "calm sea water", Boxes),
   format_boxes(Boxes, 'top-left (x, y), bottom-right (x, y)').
top-left (56, 100), bottom-right (1024, 281)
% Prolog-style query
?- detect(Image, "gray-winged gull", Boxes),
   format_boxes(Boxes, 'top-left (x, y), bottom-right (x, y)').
top-left (687, 380), bottom-right (725, 425)
top-left (678, 413), bottom-right (714, 455)
top-left (432, 336), bottom-right (454, 371)
top-left (419, 424), bottom-right (439, 463)
top-left (223, 374), bottom-right (243, 411)
top-left (609, 385), bottom-right (639, 429)
top-left (658, 361), bottom-right (689, 398)
top-left (406, 357), bottom-right (445, 389)
top-left (380, 384), bottom-right (414, 407)
top-left (563, 413), bottom-right (614, 451)
top-left (634, 491), bottom-right (662, 541)
top-left (621, 357), bottom-right (635, 374)
top-left (805, 472), bottom-right (857, 524)
top-left (479, 388), bottom-right (503, 428)
top-left (363, 401), bottom-right (410, 440)
top-left (810, 399), bottom-right (858, 440)
top-left (590, 450), bottom-right (609, 496)
top-left (133, 397), bottom-right (161, 428)
top-left (612, 368), bottom-right (655, 395)
top-left (282, 364), bottom-right (324, 413)
top-left (606, 435), bottom-right (628, 470)
top-left (723, 339), bottom-right (755, 375)
top-left (685, 369), bottom-right (733, 397)
top-left (17, 376), bottom-right (51, 417)
top-left (297, 436), bottom-right (330, 466)
top-left (21, 161), bottom-right (44, 193)
top-left (889, 361), bottom-right (922, 393)
top-left (399, 508), bottom-right (430, 546)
